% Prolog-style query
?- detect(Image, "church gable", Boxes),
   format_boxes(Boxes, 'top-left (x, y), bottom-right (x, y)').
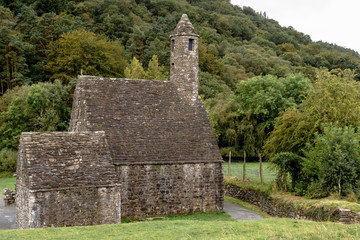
top-left (69, 76), bottom-right (222, 165)
top-left (16, 14), bottom-right (224, 228)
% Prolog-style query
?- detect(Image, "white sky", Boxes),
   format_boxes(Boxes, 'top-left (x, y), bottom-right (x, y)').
top-left (230, 0), bottom-right (360, 54)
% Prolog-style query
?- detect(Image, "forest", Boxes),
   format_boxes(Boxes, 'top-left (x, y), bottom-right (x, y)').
top-left (0, 0), bottom-right (360, 199)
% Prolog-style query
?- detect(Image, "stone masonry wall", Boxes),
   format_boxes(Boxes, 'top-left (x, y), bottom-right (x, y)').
top-left (170, 14), bottom-right (199, 104)
top-left (16, 131), bottom-right (121, 228)
top-left (170, 35), bottom-right (199, 104)
top-left (17, 185), bottom-right (121, 228)
top-left (118, 162), bottom-right (224, 218)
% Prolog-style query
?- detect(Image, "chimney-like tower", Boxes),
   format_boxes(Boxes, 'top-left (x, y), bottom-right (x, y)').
top-left (170, 14), bottom-right (200, 104)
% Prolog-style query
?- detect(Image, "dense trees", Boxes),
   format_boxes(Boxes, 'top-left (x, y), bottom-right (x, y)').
top-left (0, 0), bottom-right (360, 198)
top-left (0, 0), bottom-right (358, 96)
top-left (47, 30), bottom-right (127, 82)
top-left (207, 74), bottom-right (310, 157)
top-left (0, 81), bottom-right (71, 149)
top-left (264, 69), bottom-right (360, 159)
top-left (264, 70), bottom-right (360, 197)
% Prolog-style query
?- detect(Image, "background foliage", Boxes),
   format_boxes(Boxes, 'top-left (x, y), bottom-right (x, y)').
top-left (1, 1), bottom-right (360, 197)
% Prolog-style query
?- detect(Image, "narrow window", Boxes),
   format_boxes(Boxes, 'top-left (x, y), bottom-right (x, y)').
top-left (188, 39), bottom-right (194, 51)
top-left (171, 39), bottom-right (175, 51)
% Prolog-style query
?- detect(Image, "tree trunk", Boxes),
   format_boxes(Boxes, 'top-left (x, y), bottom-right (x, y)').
top-left (6, 55), bottom-right (10, 90)
top-left (228, 151), bottom-right (231, 176)
top-left (338, 174), bottom-right (341, 197)
top-left (258, 152), bottom-right (263, 185)
top-left (243, 151), bottom-right (246, 181)
top-left (1, 77), bottom-right (3, 95)
top-left (13, 58), bottom-right (17, 87)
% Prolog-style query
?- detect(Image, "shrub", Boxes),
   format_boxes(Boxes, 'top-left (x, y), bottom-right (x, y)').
top-left (302, 124), bottom-right (360, 197)
top-left (0, 148), bottom-right (17, 172)
top-left (271, 152), bottom-right (303, 191)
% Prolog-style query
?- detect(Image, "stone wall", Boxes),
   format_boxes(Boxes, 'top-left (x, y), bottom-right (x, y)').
top-left (118, 162), bottom-right (224, 218)
top-left (16, 131), bottom-right (121, 228)
top-left (224, 182), bottom-right (360, 224)
top-left (17, 185), bottom-right (121, 228)
top-left (3, 188), bottom-right (15, 205)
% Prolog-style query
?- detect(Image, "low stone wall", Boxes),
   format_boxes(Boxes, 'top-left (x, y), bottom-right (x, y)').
top-left (3, 188), bottom-right (16, 206)
top-left (118, 162), bottom-right (224, 218)
top-left (224, 181), bottom-right (360, 224)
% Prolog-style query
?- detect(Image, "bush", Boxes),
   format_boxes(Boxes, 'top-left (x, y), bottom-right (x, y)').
top-left (271, 152), bottom-right (303, 191)
top-left (302, 124), bottom-right (360, 197)
top-left (0, 148), bottom-right (17, 172)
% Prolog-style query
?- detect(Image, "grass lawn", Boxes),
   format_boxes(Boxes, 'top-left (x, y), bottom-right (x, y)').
top-left (0, 213), bottom-right (359, 240)
top-left (223, 161), bottom-right (276, 185)
top-left (0, 172), bottom-right (359, 239)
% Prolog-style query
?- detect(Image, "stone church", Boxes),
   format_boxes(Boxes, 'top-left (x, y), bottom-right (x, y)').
top-left (16, 14), bottom-right (224, 229)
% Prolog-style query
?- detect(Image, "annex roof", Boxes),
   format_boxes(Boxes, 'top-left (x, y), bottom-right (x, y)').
top-left (17, 131), bottom-right (117, 191)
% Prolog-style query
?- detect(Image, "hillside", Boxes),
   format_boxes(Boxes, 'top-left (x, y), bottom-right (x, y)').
top-left (1, 0), bottom-right (360, 158)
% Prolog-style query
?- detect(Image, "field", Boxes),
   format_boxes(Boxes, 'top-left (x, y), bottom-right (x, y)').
top-left (1, 171), bottom-right (359, 239)
top-left (223, 161), bottom-right (276, 185)
top-left (0, 213), bottom-right (359, 240)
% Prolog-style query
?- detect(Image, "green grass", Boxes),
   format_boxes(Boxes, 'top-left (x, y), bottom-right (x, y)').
top-left (0, 171), bottom-right (359, 239)
top-left (0, 176), bottom-right (16, 198)
top-left (223, 162), bottom-right (276, 185)
top-left (0, 214), bottom-right (359, 240)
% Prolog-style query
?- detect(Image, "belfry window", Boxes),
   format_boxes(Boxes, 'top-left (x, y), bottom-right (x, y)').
top-left (188, 39), bottom-right (194, 51)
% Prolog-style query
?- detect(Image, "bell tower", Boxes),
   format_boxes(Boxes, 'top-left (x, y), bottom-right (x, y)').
top-left (170, 14), bottom-right (200, 104)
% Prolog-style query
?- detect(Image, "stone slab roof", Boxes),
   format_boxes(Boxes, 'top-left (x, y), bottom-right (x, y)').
top-left (170, 14), bottom-right (199, 38)
top-left (69, 76), bottom-right (222, 165)
top-left (17, 131), bottom-right (117, 191)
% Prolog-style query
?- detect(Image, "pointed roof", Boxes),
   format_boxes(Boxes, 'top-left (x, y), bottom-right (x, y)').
top-left (171, 14), bottom-right (199, 38)
top-left (69, 76), bottom-right (222, 165)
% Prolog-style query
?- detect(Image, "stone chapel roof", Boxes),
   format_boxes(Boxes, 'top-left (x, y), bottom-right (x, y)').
top-left (170, 14), bottom-right (199, 38)
top-left (69, 76), bottom-right (222, 165)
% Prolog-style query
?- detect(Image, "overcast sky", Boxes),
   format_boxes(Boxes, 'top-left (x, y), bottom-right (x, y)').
top-left (230, 0), bottom-right (360, 54)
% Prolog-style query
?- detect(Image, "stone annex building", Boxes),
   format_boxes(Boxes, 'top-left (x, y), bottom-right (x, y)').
top-left (16, 14), bottom-right (224, 228)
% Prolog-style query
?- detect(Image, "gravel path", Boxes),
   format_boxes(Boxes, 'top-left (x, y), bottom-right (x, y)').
top-left (0, 198), bottom-right (17, 230)
top-left (223, 202), bottom-right (264, 221)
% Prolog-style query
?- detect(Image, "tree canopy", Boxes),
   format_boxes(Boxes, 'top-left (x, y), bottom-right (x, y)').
top-left (0, 0), bottom-right (360, 161)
